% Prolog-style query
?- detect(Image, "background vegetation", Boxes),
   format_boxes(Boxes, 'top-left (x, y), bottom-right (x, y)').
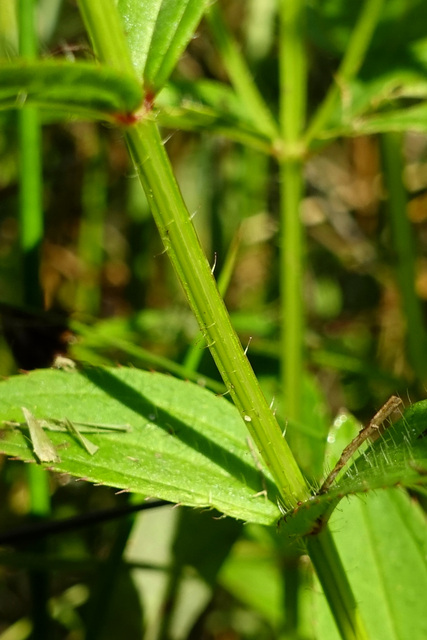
top-left (1, 0), bottom-right (427, 639)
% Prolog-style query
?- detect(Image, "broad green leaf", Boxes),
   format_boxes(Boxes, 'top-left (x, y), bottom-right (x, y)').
top-left (338, 399), bottom-right (427, 492)
top-left (314, 489), bottom-right (427, 640)
top-left (0, 366), bottom-right (281, 525)
top-left (219, 535), bottom-right (286, 630)
top-left (0, 61), bottom-right (143, 121)
top-left (118, 0), bottom-right (209, 93)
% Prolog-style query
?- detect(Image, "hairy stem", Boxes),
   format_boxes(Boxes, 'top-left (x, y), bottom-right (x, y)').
top-left (77, 0), bottom-right (309, 507)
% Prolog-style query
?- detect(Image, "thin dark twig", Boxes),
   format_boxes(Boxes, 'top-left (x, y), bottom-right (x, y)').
top-left (319, 396), bottom-right (402, 494)
top-left (0, 498), bottom-right (171, 546)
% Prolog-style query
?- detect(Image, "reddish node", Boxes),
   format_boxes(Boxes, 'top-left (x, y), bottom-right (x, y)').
top-left (144, 89), bottom-right (156, 111)
top-left (114, 111), bottom-right (139, 126)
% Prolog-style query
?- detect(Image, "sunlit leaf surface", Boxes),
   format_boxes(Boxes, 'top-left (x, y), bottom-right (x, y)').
top-left (0, 366), bottom-right (281, 525)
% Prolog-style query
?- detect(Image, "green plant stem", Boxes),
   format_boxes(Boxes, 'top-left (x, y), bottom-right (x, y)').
top-left (182, 229), bottom-right (240, 373)
top-left (282, 554), bottom-right (300, 634)
top-left (77, 0), bottom-right (309, 508)
top-left (304, 0), bottom-right (384, 146)
top-left (307, 529), bottom-right (370, 640)
top-left (278, 2), bottom-right (307, 634)
top-left (18, 2), bottom-right (51, 637)
top-left (27, 464), bottom-right (51, 640)
top-left (18, 0), bottom-right (43, 308)
top-left (278, 4), bottom-right (371, 639)
top-left (18, 108), bottom-right (43, 307)
top-left (278, 0), bottom-right (306, 426)
top-left (381, 132), bottom-right (427, 382)
top-left (126, 118), bottom-right (308, 506)
top-left (77, 4), bottom-right (370, 638)
top-left (279, 160), bottom-right (305, 421)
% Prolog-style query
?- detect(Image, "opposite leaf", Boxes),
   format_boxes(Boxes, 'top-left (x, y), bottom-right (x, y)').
top-left (281, 399), bottom-right (427, 538)
top-left (0, 61), bottom-right (143, 121)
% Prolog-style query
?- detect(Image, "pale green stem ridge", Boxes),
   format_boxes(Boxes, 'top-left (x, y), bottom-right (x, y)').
top-left (304, 0), bottom-right (385, 146)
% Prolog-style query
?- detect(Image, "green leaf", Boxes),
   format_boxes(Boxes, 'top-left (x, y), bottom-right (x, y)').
top-left (314, 489), bottom-right (427, 640)
top-left (306, 0), bottom-right (427, 141)
top-left (118, 0), bottom-right (209, 92)
top-left (166, 509), bottom-right (242, 638)
top-left (220, 537), bottom-right (285, 629)
top-left (0, 366), bottom-right (281, 525)
top-left (0, 60), bottom-right (143, 121)
top-left (118, 0), bottom-right (163, 78)
top-left (339, 399), bottom-right (427, 492)
top-left (280, 400), bottom-right (427, 537)
top-left (315, 71), bottom-right (427, 139)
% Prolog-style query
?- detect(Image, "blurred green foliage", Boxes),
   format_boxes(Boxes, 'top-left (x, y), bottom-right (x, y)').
top-left (1, 0), bottom-right (427, 638)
